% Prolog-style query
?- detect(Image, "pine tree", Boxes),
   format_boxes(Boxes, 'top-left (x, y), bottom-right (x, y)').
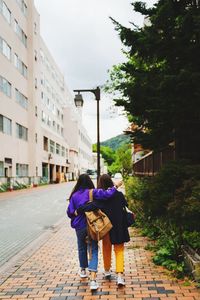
top-left (107, 0), bottom-right (200, 158)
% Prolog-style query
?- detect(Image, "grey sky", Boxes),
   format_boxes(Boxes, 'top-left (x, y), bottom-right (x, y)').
top-left (34, 0), bottom-right (156, 142)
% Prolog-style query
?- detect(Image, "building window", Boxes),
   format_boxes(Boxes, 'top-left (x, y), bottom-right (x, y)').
top-left (16, 123), bottom-right (28, 141)
top-left (52, 103), bottom-right (56, 115)
top-left (43, 136), bottom-right (48, 151)
top-left (0, 36), bottom-right (11, 60)
top-left (0, 75), bottom-right (11, 97)
top-left (0, 161), bottom-right (4, 176)
top-left (0, 0), bottom-right (11, 24)
top-left (62, 146), bottom-right (65, 157)
top-left (57, 124), bottom-right (60, 134)
top-left (16, 0), bottom-right (27, 16)
top-left (35, 133), bottom-right (37, 143)
top-left (14, 54), bottom-right (28, 78)
top-left (61, 127), bottom-right (64, 136)
top-left (41, 111), bottom-right (46, 123)
top-left (50, 140), bottom-right (55, 153)
top-left (16, 163), bottom-right (28, 176)
top-left (0, 114), bottom-right (12, 135)
top-left (47, 116), bottom-right (51, 127)
top-left (40, 49), bottom-right (44, 62)
top-left (34, 22), bottom-right (37, 34)
top-left (56, 143), bottom-right (60, 155)
top-left (66, 149), bottom-right (69, 159)
top-left (41, 92), bottom-right (46, 105)
top-left (34, 50), bottom-right (37, 61)
top-left (35, 105), bottom-right (37, 117)
top-left (35, 78), bottom-right (37, 89)
top-left (14, 20), bottom-right (27, 47)
top-left (15, 89), bottom-right (28, 110)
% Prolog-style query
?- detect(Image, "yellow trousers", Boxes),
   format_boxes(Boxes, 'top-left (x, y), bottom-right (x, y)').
top-left (102, 233), bottom-right (124, 273)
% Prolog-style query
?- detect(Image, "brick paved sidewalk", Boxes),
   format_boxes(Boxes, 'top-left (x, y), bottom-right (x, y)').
top-left (0, 219), bottom-right (199, 300)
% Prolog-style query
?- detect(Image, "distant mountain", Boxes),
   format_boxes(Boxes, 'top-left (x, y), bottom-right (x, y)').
top-left (101, 134), bottom-right (131, 151)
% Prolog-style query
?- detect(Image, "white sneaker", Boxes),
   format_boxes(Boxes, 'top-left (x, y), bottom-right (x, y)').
top-left (79, 269), bottom-right (87, 278)
top-left (117, 276), bottom-right (125, 286)
top-left (104, 270), bottom-right (111, 279)
top-left (90, 280), bottom-right (99, 290)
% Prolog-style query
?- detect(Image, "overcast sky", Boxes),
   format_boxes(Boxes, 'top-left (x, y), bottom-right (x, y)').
top-left (34, 0), bottom-right (156, 143)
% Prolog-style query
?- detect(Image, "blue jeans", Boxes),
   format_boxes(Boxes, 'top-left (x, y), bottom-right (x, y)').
top-left (76, 227), bottom-right (98, 272)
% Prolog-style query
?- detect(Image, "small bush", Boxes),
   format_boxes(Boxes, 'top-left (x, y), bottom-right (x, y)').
top-left (183, 231), bottom-right (200, 250)
top-left (0, 183), bottom-right (10, 192)
top-left (125, 160), bottom-right (200, 278)
top-left (13, 181), bottom-right (28, 190)
top-left (39, 177), bottom-right (48, 186)
top-left (153, 242), bottom-right (185, 278)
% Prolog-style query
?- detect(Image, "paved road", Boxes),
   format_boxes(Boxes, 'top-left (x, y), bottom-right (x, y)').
top-left (0, 182), bottom-right (75, 267)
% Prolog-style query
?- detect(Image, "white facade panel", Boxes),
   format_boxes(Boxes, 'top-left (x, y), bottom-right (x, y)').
top-left (0, 0), bottom-right (92, 185)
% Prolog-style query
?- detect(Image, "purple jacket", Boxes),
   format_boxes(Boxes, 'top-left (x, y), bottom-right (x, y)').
top-left (67, 187), bottom-right (117, 230)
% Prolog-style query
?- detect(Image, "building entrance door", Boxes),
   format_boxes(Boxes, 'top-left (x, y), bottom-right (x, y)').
top-left (4, 168), bottom-right (8, 177)
top-left (49, 164), bottom-right (54, 183)
top-left (42, 163), bottom-right (48, 180)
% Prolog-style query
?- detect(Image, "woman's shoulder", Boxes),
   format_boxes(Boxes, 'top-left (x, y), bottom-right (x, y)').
top-left (115, 190), bottom-right (125, 198)
top-left (115, 190), bottom-right (127, 204)
top-left (72, 188), bottom-right (89, 198)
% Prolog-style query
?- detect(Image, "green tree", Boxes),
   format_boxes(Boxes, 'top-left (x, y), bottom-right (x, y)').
top-left (93, 143), bottom-right (132, 175)
top-left (106, 1), bottom-right (200, 151)
top-left (109, 144), bottom-right (132, 176)
top-left (101, 134), bottom-right (130, 151)
top-left (93, 144), bottom-right (116, 166)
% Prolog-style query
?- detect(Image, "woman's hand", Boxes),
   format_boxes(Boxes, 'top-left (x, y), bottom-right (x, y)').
top-left (115, 180), bottom-right (123, 189)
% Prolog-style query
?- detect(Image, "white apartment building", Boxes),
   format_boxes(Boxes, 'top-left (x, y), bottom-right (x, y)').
top-left (92, 152), bottom-right (107, 175)
top-left (0, 0), bottom-right (92, 185)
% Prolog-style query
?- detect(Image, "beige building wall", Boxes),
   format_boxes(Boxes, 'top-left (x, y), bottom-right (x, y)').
top-left (38, 37), bottom-right (71, 182)
top-left (78, 125), bottom-right (93, 174)
top-left (0, 0), bottom-right (30, 180)
top-left (63, 105), bottom-right (92, 179)
top-left (92, 152), bottom-right (106, 175)
top-left (0, 0), bottom-right (92, 184)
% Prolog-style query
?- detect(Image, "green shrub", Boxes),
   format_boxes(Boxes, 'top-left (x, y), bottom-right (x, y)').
top-left (125, 176), bottom-right (148, 202)
top-left (135, 161), bottom-right (200, 232)
top-left (125, 176), bottom-right (150, 226)
top-left (0, 183), bottom-right (10, 192)
top-left (153, 238), bottom-right (185, 278)
top-left (125, 161), bottom-right (200, 278)
top-left (183, 231), bottom-right (200, 250)
top-left (39, 177), bottom-right (48, 186)
top-left (13, 181), bottom-right (28, 190)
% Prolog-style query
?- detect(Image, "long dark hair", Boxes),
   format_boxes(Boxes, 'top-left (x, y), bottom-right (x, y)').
top-left (69, 174), bottom-right (95, 200)
top-left (97, 174), bottom-right (114, 190)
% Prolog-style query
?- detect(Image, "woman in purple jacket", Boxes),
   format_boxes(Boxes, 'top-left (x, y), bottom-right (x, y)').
top-left (67, 174), bottom-right (120, 291)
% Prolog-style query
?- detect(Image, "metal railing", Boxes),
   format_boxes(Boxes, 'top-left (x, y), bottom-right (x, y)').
top-left (133, 146), bottom-right (175, 176)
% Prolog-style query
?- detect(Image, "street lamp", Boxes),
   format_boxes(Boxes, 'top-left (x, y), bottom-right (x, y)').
top-left (74, 87), bottom-right (101, 182)
top-left (74, 93), bottom-right (84, 108)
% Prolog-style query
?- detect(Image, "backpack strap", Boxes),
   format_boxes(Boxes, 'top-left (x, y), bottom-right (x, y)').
top-left (87, 189), bottom-right (94, 259)
top-left (89, 189), bottom-right (93, 202)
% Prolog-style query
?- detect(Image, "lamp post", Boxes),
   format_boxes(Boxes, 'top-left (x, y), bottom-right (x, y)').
top-left (74, 87), bottom-right (101, 182)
